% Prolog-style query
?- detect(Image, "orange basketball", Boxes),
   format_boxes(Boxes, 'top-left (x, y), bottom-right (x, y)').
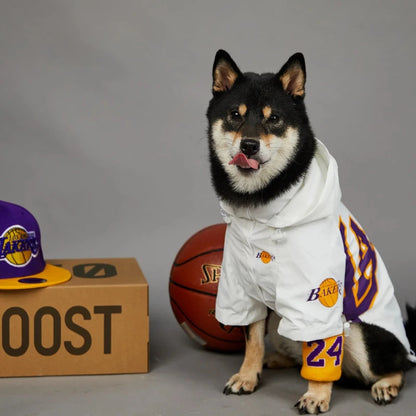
top-left (169, 224), bottom-right (245, 352)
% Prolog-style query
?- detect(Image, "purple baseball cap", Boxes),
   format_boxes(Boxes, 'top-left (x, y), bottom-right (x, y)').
top-left (0, 200), bottom-right (71, 289)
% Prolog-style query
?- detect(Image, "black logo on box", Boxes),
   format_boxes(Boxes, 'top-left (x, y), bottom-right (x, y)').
top-left (73, 263), bottom-right (117, 278)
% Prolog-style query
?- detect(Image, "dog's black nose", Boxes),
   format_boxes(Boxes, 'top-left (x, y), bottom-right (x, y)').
top-left (240, 139), bottom-right (260, 156)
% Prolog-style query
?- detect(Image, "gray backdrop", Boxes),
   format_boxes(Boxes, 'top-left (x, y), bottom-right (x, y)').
top-left (0, 1), bottom-right (415, 415)
top-left (1, 0), bottom-right (414, 309)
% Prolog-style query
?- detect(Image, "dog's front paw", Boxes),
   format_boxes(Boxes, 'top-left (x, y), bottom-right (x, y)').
top-left (295, 391), bottom-right (330, 414)
top-left (223, 372), bottom-right (260, 395)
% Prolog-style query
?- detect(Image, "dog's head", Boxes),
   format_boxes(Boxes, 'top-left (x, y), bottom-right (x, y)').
top-left (207, 50), bottom-right (316, 207)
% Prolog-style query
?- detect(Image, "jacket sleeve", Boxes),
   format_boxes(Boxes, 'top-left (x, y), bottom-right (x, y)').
top-left (275, 215), bottom-right (346, 342)
top-left (301, 334), bottom-right (344, 381)
top-left (215, 223), bottom-right (268, 326)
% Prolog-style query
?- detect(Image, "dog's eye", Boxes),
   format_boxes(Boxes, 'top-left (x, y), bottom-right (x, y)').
top-left (229, 110), bottom-right (242, 121)
top-left (269, 114), bottom-right (280, 123)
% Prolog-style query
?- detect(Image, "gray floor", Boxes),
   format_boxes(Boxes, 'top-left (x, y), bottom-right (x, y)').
top-left (0, 311), bottom-right (415, 416)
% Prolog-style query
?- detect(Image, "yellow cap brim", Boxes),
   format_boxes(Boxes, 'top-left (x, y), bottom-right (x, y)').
top-left (0, 264), bottom-right (71, 290)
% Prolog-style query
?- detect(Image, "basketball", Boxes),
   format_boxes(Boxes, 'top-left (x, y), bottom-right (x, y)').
top-left (169, 224), bottom-right (245, 352)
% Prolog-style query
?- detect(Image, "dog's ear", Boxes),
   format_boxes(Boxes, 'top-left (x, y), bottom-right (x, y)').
top-left (212, 50), bottom-right (242, 94)
top-left (277, 53), bottom-right (306, 98)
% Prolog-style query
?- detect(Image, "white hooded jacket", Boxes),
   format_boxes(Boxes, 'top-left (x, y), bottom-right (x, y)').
top-left (216, 140), bottom-right (411, 354)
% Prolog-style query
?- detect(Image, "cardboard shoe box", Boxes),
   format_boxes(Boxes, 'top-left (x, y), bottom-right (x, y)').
top-left (0, 258), bottom-right (149, 377)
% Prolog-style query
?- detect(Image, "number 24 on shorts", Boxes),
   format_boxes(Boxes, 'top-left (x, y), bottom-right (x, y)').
top-left (301, 334), bottom-right (344, 381)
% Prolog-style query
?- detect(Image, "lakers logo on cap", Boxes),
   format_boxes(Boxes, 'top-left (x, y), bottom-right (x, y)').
top-left (307, 278), bottom-right (342, 308)
top-left (0, 225), bottom-right (40, 267)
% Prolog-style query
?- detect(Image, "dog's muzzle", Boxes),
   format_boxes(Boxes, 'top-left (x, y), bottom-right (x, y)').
top-left (240, 139), bottom-right (260, 156)
top-left (229, 139), bottom-right (260, 170)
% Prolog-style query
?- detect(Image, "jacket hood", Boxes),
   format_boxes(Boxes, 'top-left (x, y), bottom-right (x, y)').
top-left (220, 140), bottom-right (342, 228)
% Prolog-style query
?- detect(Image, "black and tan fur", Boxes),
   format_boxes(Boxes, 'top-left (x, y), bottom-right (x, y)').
top-left (207, 49), bottom-right (415, 414)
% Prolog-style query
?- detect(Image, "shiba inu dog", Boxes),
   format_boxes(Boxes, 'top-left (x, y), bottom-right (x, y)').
top-left (207, 49), bottom-right (416, 414)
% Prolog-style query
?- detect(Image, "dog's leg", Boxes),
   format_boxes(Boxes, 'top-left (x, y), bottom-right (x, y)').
top-left (295, 334), bottom-right (344, 414)
top-left (342, 322), bottom-right (410, 405)
top-left (295, 381), bottom-right (333, 414)
top-left (264, 350), bottom-right (297, 369)
top-left (265, 312), bottom-right (302, 369)
top-left (223, 319), bottom-right (265, 395)
top-left (371, 372), bottom-right (404, 405)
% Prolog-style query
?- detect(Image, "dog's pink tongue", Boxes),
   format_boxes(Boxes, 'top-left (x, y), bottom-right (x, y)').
top-left (229, 153), bottom-right (259, 170)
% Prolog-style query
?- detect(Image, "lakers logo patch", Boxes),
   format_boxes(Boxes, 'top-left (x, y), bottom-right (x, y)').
top-left (307, 278), bottom-right (342, 308)
top-left (0, 225), bottom-right (40, 267)
top-left (256, 251), bottom-right (275, 264)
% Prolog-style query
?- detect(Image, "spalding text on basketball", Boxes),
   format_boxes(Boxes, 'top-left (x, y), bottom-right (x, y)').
top-left (201, 263), bottom-right (221, 284)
